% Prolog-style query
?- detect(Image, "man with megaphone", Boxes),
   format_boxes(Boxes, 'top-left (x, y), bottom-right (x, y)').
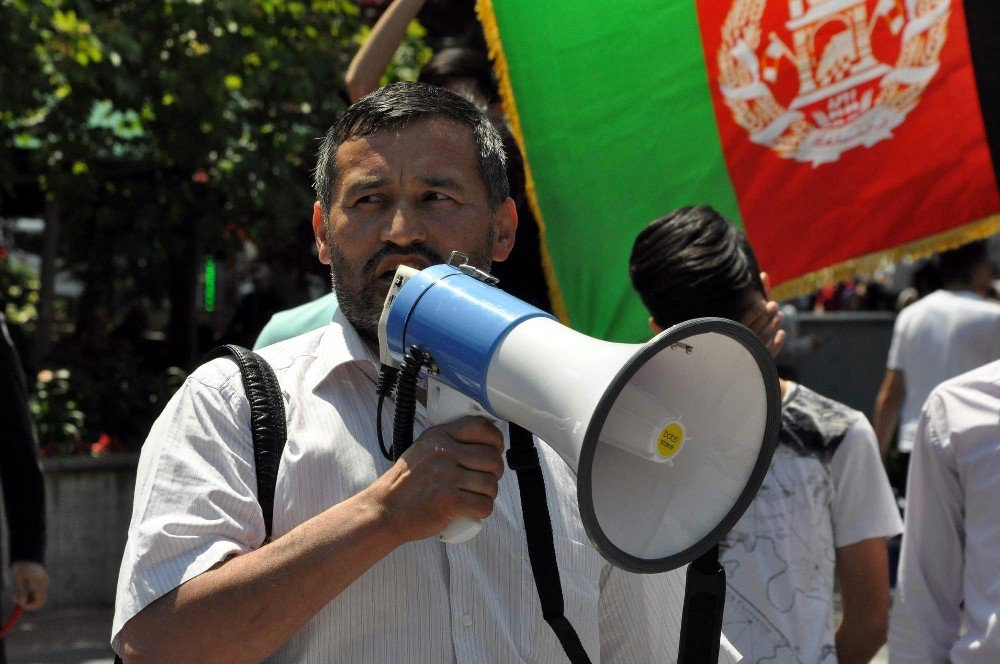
top-left (112, 83), bottom-right (749, 663)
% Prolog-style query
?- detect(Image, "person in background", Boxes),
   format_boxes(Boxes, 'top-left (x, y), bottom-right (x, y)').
top-left (345, 0), bottom-right (492, 107)
top-left (873, 240), bottom-right (1000, 463)
top-left (889, 359), bottom-right (1000, 663)
top-left (630, 205), bottom-right (902, 664)
top-left (0, 312), bottom-right (49, 663)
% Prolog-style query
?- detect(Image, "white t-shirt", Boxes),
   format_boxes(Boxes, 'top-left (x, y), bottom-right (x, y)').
top-left (720, 383), bottom-right (903, 664)
top-left (886, 290), bottom-right (1000, 452)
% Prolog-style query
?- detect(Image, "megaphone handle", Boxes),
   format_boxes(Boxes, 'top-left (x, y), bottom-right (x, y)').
top-left (439, 516), bottom-right (483, 543)
top-left (427, 379), bottom-right (501, 543)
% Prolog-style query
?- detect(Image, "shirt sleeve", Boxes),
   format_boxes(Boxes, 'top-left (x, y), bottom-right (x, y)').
top-left (599, 565), bottom-right (741, 663)
top-left (829, 416), bottom-right (904, 547)
top-left (886, 310), bottom-right (907, 371)
top-left (888, 397), bottom-right (964, 664)
top-left (111, 362), bottom-right (265, 653)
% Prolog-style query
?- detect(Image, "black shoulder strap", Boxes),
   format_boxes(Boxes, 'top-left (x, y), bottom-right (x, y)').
top-left (115, 346), bottom-right (287, 663)
top-left (506, 424), bottom-right (592, 664)
top-left (678, 544), bottom-right (725, 664)
top-left (203, 344), bottom-right (287, 544)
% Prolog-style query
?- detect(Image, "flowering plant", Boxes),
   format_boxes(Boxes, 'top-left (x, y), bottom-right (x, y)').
top-left (30, 369), bottom-right (87, 456)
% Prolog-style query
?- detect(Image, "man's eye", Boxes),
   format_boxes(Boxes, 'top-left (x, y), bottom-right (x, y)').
top-left (354, 195), bottom-right (383, 206)
top-left (424, 192), bottom-right (451, 202)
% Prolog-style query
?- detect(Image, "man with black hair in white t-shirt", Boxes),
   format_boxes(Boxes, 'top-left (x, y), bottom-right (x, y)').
top-left (630, 205), bottom-right (903, 664)
top-left (874, 240), bottom-right (1000, 465)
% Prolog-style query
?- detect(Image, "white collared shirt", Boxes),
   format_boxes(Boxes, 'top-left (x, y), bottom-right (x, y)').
top-left (113, 309), bottom-right (740, 662)
top-left (890, 359), bottom-right (1000, 663)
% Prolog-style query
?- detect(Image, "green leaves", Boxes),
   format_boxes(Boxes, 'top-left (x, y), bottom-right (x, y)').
top-left (13, 133), bottom-right (43, 149)
top-left (0, 260), bottom-right (41, 325)
top-left (1, 0), bottom-right (426, 388)
top-left (86, 99), bottom-right (144, 138)
top-left (2, 0), bottom-right (389, 229)
top-left (51, 8), bottom-right (104, 65)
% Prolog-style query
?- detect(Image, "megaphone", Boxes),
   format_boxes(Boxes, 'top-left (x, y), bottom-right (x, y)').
top-left (377, 252), bottom-right (780, 573)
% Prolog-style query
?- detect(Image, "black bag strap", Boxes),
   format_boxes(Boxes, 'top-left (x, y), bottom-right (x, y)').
top-left (115, 346), bottom-right (287, 663)
top-left (678, 544), bottom-right (726, 664)
top-left (203, 344), bottom-right (287, 544)
top-left (506, 423), bottom-right (592, 664)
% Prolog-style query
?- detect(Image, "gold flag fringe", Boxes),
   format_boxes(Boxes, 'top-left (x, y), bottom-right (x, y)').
top-left (476, 0), bottom-right (571, 325)
top-left (771, 213), bottom-right (1000, 301)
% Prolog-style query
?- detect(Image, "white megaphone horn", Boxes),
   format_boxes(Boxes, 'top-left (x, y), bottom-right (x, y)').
top-left (377, 252), bottom-right (780, 573)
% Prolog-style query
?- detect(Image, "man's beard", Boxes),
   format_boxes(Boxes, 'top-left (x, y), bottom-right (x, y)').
top-left (327, 224), bottom-right (497, 344)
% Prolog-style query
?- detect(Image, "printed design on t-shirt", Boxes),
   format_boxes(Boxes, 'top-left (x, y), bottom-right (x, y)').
top-left (719, 385), bottom-right (856, 664)
top-left (779, 385), bottom-right (855, 462)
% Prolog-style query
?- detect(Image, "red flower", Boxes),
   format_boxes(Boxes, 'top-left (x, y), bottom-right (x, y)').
top-left (90, 433), bottom-right (112, 456)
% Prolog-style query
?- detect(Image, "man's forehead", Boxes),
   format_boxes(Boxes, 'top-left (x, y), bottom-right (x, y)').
top-left (335, 117), bottom-right (477, 169)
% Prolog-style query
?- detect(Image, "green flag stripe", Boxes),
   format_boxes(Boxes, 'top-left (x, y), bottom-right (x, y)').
top-left (483, 1), bottom-right (741, 341)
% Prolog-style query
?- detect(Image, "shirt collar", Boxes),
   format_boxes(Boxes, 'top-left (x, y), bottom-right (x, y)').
top-left (304, 307), bottom-right (380, 392)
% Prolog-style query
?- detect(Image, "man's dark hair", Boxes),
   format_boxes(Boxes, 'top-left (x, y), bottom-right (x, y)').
top-left (937, 240), bottom-right (989, 286)
top-left (313, 82), bottom-right (509, 215)
top-left (418, 47), bottom-right (499, 105)
top-left (629, 205), bottom-right (764, 329)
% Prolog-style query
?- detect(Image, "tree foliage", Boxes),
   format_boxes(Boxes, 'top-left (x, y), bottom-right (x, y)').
top-left (1, 0), bottom-right (425, 362)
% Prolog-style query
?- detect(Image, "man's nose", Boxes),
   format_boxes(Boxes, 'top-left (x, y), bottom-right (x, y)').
top-left (379, 204), bottom-right (428, 246)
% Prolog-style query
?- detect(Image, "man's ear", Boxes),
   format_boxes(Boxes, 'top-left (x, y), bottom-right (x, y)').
top-left (760, 272), bottom-right (773, 300)
top-left (312, 201), bottom-right (331, 265)
top-left (491, 197), bottom-right (518, 263)
top-left (649, 317), bottom-right (663, 334)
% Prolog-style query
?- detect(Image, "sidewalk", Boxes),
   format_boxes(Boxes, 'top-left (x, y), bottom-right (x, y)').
top-left (5, 607), bottom-right (114, 664)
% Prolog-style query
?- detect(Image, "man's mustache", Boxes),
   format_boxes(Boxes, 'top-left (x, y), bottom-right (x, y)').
top-left (363, 243), bottom-right (445, 277)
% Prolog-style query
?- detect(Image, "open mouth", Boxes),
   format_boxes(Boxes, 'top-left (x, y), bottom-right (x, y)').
top-left (373, 254), bottom-right (431, 282)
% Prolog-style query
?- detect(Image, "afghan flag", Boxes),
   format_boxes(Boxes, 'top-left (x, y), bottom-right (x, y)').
top-left (477, 0), bottom-right (1000, 342)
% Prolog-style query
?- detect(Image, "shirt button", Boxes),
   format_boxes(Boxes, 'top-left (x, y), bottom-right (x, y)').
top-left (462, 612), bottom-right (473, 627)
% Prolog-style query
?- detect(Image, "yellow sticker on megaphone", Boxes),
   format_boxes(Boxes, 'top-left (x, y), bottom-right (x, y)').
top-left (656, 422), bottom-right (685, 460)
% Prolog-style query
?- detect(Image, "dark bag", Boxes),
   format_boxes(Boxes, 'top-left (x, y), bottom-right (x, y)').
top-left (114, 345), bottom-right (286, 663)
top-left (202, 345), bottom-right (287, 544)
